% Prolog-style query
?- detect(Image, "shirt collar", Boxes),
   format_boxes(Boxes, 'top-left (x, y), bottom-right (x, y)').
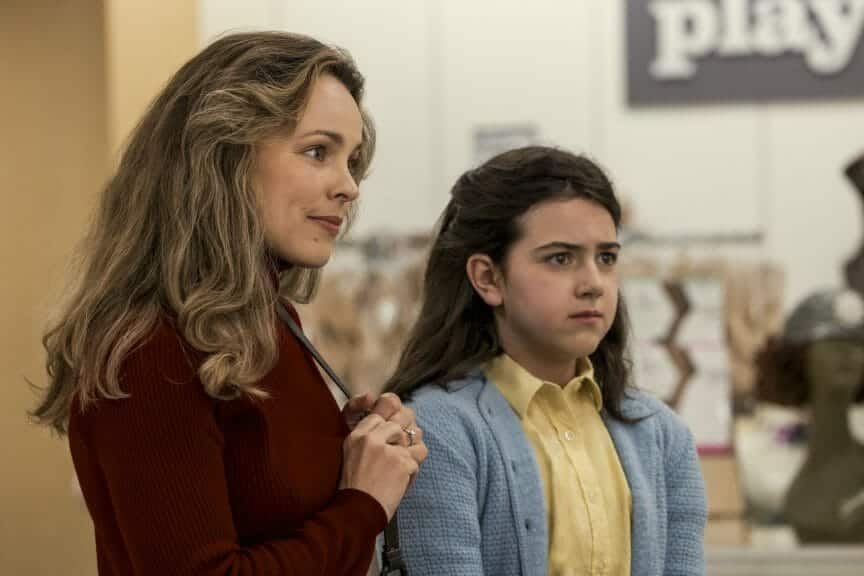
top-left (484, 354), bottom-right (603, 418)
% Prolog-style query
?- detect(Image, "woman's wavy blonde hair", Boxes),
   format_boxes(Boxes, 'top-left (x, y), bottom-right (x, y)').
top-left (33, 31), bottom-right (375, 434)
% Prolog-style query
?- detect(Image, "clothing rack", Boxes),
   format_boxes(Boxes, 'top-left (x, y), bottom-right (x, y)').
top-left (338, 234), bottom-right (430, 260)
top-left (622, 229), bottom-right (764, 247)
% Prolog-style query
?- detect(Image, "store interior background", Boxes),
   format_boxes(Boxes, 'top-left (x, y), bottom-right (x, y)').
top-left (3, 0), bottom-right (863, 574)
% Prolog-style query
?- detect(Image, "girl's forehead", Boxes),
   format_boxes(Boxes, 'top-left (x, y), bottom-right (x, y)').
top-left (518, 197), bottom-right (616, 241)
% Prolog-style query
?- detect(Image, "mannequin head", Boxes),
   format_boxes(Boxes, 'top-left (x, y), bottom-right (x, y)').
top-left (757, 289), bottom-right (864, 405)
top-left (806, 339), bottom-right (864, 401)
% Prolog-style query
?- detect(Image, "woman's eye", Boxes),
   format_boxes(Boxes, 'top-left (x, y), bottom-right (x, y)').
top-left (348, 154), bottom-right (362, 177)
top-left (304, 146), bottom-right (326, 161)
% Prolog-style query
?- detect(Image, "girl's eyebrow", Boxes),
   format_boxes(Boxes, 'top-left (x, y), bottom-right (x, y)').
top-left (533, 241), bottom-right (621, 253)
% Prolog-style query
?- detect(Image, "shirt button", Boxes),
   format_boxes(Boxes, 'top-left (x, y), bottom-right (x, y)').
top-left (564, 430), bottom-right (575, 441)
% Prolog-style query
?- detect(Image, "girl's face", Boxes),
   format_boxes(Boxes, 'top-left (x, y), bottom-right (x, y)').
top-left (253, 74), bottom-right (363, 268)
top-left (476, 197), bottom-right (620, 383)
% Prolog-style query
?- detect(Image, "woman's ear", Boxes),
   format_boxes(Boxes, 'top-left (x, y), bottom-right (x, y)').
top-left (466, 254), bottom-right (504, 307)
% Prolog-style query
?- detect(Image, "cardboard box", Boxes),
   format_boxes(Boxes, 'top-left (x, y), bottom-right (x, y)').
top-left (705, 518), bottom-right (750, 547)
top-left (700, 454), bottom-right (745, 516)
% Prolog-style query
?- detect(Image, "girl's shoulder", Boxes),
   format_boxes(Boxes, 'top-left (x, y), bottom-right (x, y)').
top-left (620, 388), bottom-right (687, 428)
top-left (405, 373), bottom-right (498, 439)
top-left (407, 375), bottom-right (485, 418)
top-left (614, 388), bottom-right (699, 461)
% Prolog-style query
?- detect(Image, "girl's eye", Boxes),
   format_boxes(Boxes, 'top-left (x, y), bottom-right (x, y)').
top-left (598, 252), bottom-right (618, 266)
top-left (548, 253), bottom-right (572, 266)
top-left (304, 145), bottom-right (326, 161)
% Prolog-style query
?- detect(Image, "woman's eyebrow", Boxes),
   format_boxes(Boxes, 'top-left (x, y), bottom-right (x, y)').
top-left (297, 129), bottom-right (361, 151)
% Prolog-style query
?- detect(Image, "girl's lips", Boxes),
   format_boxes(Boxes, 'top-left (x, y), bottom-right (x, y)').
top-left (570, 311), bottom-right (603, 323)
top-left (571, 310), bottom-right (602, 318)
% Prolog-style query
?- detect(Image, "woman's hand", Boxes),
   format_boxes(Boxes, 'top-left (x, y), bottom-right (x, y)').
top-left (342, 393), bottom-right (426, 465)
top-left (342, 393), bottom-right (376, 430)
top-left (340, 413), bottom-right (427, 520)
top-left (339, 393), bottom-right (428, 520)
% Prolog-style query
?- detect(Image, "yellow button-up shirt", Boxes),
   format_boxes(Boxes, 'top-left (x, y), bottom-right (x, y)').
top-left (486, 354), bottom-right (631, 576)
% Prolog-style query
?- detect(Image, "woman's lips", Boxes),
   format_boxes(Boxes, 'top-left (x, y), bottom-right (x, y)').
top-left (309, 216), bottom-right (342, 236)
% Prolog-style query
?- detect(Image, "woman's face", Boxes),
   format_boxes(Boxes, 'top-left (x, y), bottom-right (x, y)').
top-left (807, 339), bottom-right (864, 398)
top-left (253, 74), bottom-right (363, 268)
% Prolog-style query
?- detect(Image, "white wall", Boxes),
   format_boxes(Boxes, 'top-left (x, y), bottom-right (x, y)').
top-left (199, 0), bottom-right (864, 311)
top-left (200, 0), bottom-right (438, 234)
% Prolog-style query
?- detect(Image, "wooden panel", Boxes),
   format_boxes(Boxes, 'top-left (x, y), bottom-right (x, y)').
top-left (1, 1), bottom-right (196, 573)
top-left (0, 1), bottom-right (107, 574)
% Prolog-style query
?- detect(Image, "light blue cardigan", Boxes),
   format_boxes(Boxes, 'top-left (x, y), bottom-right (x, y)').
top-left (395, 373), bottom-right (707, 576)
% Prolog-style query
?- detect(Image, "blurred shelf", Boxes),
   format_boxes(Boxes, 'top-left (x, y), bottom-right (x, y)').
top-left (707, 546), bottom-right (864, 576)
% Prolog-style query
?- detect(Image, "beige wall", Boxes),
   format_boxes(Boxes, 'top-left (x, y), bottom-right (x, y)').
top-left (105, 1), bottom-right (198, 153)
top-left (1, 1), bottom-right (195, 573)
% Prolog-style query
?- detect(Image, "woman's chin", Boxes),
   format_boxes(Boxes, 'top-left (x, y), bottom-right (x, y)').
top-left (296, 249), bottom-right (333, 269)
top-left (270, 244), bottom-right (333, 270)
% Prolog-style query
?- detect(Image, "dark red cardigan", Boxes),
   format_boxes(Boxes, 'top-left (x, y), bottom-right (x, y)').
top-left (68, 309), bottom-right (386, 575)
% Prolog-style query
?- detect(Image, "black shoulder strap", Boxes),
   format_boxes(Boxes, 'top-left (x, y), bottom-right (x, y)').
top-left (275, 302), bottom-right (351, 399)
top-left (380, 515), bottom-right (408, 575)
top-left (275, 302), bottom-right (408, 576)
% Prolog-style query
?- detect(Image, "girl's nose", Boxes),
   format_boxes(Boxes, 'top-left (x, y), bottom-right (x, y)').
top-left (576, 263), bottom-right (604, 298)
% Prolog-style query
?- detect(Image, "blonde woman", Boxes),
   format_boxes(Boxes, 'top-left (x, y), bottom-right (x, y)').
top-left (32, 32), bottom-right (426, 575)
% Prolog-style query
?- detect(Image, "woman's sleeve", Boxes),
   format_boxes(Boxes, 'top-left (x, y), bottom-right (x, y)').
top-left (663, 422), bottom-right (709, 576)
top-left (73, 333), bottom-right (386, 576)
top-left (394, 404), bottom-right (486, 576)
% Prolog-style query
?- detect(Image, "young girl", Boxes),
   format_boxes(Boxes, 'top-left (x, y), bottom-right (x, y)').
top-left (385, 146), bottom-right (707, 575)
top-left (32, 32), bottom-right (426, 575)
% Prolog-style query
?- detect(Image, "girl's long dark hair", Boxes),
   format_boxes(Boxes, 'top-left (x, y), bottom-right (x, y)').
top-left (385, 146), bottom-right (633, 421)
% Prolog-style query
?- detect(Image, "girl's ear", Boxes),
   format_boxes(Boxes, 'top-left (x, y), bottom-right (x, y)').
top-left (466, 254), bottom-right (504, 307)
